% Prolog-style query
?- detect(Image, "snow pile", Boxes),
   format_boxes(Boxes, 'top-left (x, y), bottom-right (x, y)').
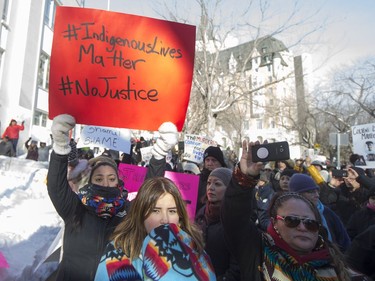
top-left (0, 156), bottom-right (63, 281)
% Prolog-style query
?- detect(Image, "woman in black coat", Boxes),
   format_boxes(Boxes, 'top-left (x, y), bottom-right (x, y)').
top-left (48, 114), bottom-right (177, 281)
top-left (195, 167), bottom-right (240, 281)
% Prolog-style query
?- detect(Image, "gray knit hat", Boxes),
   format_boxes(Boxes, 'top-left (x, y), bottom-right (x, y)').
top-left (209, 167), bottom-right (232, 187)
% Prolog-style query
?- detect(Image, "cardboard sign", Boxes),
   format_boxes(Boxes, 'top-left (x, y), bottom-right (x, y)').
top-left (49, 7), bottom-right (196, 131)
top-left (118, 163), bottom-right (199, 218)
top-left (182, 134), bottom-right (217, 163)
top-left (352, 123), bottom-right (375, 168)
top-left (77, 125), bottom-right (131, 153)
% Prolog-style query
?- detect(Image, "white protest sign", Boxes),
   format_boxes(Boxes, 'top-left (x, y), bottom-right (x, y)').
top-left (182, 134), bottom-right (217, 163)
top-left (77, 125), bottom-right (131, 153)
top-left (352, 123), bottom-right (375, 168)
top-left (140, 146), bottom-right (153, 166)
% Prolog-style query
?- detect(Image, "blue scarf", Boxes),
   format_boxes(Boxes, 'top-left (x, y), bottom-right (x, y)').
top-left (317, 201), bottom-right (332, 242)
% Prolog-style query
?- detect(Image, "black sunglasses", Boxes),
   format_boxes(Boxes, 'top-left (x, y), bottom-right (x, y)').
top-left (276, 215), bottom-right (320, 232)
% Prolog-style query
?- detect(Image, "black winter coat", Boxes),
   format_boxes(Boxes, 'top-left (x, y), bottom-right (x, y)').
top-left (195, 205), bottom-right (240, 281)
top-left (346, 206), bottom-right (375, 240)
top-left (47, 152), bottom-right (125, 281)
top-left (196, 168), bottom-right (210, 214)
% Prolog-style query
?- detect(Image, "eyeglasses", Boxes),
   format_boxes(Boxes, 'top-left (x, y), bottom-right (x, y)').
top-left (276, 215), bottom-right (320, 232)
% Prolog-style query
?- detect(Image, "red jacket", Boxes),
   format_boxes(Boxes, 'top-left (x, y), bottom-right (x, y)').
top-left (2, 124), bottom-right (24, 139)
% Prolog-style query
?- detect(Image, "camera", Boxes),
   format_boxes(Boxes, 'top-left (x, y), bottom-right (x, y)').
top-left (331, 169), bottom-right (348, 178)
top-left (251, 141), bottom-right (290, 162)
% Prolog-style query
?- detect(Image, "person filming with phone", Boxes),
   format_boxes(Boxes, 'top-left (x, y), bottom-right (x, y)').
top-left (326, 167), bottom-right (371, 227)
top-left (221, 139), bottom-right (369, 280)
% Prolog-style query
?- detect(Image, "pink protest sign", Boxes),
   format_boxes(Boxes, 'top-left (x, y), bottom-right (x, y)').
top-left (118, 163), bottom-right (199, 219)
top-left (0, 251), bottom-right (9, 268)
top-left (118, 163), bottom-right (147, 193)
top-left (164, 171), bottom-right (199, 219)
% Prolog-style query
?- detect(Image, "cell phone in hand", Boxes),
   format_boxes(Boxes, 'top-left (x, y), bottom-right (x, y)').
top-left (331, 169), bottom-right (348, 178)
top-left (251, 141), bottom-right (290, 162)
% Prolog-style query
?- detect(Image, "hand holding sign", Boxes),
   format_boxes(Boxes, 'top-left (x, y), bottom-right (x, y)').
top-left (151, 122), bottom-right (179, 160)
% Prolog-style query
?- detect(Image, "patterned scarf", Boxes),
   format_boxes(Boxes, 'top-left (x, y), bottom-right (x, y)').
top-left (98, 224), bottom-right (216, 281)
top-left (262, 223), bottom-right (338, 280)
top-left (78, 183), bottom-right (127, 219)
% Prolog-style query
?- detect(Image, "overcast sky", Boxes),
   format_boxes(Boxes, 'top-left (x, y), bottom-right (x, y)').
top-left (83, 0), bottom-right (375, 78)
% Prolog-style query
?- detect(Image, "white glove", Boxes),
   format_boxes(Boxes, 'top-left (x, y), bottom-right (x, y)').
top-left (152, 122), bottom-right (178, 160)
top-left (51, 114), bottom-right (76, 155)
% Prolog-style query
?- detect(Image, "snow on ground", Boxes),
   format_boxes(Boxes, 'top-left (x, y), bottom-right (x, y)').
top-left (0, 156), bottom-right (63, 281)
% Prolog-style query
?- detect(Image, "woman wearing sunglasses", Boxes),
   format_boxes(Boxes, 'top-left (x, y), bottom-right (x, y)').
top-left (222, 139), bottom-right (369, 281)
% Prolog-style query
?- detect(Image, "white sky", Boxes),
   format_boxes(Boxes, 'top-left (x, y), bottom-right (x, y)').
top-left (83, 0), bottom-right (375, 78)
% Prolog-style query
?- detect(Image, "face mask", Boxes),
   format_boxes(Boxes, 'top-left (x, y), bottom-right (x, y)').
top-left (78, 183), bottom-right (127, 219)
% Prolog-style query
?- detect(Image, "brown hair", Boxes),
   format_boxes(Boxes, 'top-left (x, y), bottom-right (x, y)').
top-left (268, 192), bottom-right (321, 223)
top-left (111, 177), bottom-right (204, 260)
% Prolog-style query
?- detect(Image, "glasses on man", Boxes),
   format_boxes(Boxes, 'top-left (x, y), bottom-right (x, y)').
top-left (276, 215), bottom-right (320, 232)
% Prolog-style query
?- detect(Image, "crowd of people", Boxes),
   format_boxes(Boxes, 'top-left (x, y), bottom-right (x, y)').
top-left (0, 118), bottom-right (54, 161)
top-left (2, 113), bottom-right (375, 280)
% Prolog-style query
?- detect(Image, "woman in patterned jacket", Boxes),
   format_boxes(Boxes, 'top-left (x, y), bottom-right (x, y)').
top-left (95, 177), bottom-right (216, 281)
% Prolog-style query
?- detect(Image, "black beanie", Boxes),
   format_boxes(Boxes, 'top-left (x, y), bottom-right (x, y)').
top-left (203, 146), bottom-right (227, 167)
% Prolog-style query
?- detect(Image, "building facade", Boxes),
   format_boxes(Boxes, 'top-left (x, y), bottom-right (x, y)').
top-left (0, 0), bottom-right (82, 155)
top-left (193, 35), bottom-right (312, 159)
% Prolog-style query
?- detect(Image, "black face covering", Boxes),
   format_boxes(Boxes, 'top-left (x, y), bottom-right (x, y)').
top-left (77, 183), bottom-right (127, 219)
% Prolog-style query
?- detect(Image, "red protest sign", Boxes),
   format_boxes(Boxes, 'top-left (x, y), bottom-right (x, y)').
top-left (49, 7), bottom-right (196, 131)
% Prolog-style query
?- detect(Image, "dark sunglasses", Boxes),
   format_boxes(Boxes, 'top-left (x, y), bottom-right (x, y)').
top-left (276, 215), bottom-right (320, 232)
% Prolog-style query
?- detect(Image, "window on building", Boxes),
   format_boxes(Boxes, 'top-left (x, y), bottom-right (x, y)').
top-left (243, 120), bottom-right (249, 130)
top-left (262, 47), bottom-right (267, 54)
top-left (38, 52), bottom-right (50, 90)
top-left (269, 99), bottom-right (274, 105)
top-left (270, 120), bottom-right (275, 128)
top-left (33, 111), bottom-right (48, 127)
top-left (2, 0), bottom-right (10, 21)
top-left (256, 119), bottom-right (263, 129)
top-left (44, 0), bottom-right (57, 28)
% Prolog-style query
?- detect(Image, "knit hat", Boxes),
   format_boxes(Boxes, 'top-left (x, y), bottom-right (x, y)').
top-left (209, 167), bottom-right (232, 187)
top-left (88, 155), bottom-right (118, 183)
top-left (280, 168), bottom-right (298, 178)
top-left (203, 146), bottom-right (227, 167)
top-left (181, 162), bottom-right (201, 175)
top-left (289, 173), bottom-right (319, 193)
top-left (264, 163), bottom-right (273, 171)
